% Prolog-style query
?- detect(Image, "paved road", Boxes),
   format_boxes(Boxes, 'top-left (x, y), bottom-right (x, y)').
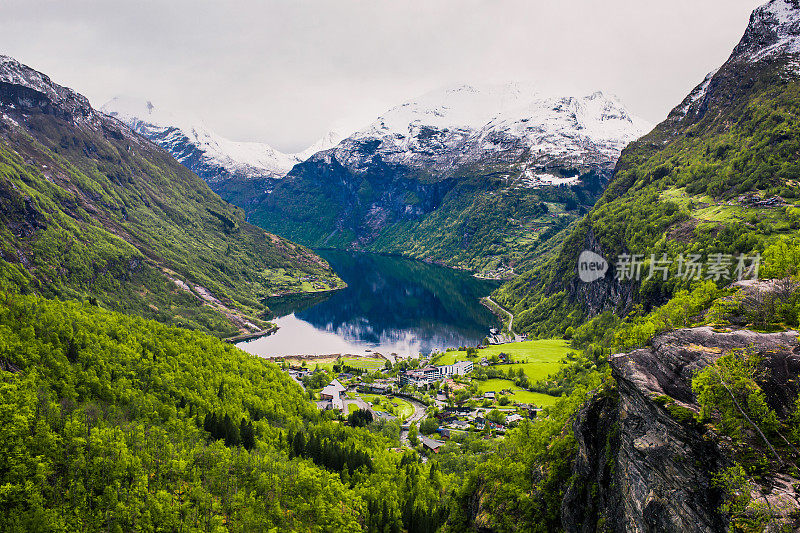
top-left (399, 397), bottom-right (428, 444)
top-left (485, 296), bottom-right (523, 342)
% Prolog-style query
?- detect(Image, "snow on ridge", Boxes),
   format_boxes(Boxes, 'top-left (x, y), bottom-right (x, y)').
top-left (358, 82), bottom-right (542, 138)
top-left (675, 68), bottom-right (719, 118)
top-left (488, 90), bottom-right (651, 146)
top-left (739, 0), bottom-right (800, 62)
top-left (763, 0), bottom-right (800, 25)
top-left (0, 55), bottom-right (55, 97)
top-left (341, 83), bottom-right (651, 172)
top-left (296, 129), bottom-right (347, 160)
top-left (0, 55), bottom-right (93, 115)
top-left (101, 96), bottom-right (344, 179)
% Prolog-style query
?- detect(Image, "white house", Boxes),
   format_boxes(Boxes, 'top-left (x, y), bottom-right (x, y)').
top-left (320, 385), bottom-right (339, 400)
top-left (438, 360), bottom-right (474, 377)
top-left (319, 379), bottom-right (346, 411)
top-left (330, 378), bottom-right (346, 393)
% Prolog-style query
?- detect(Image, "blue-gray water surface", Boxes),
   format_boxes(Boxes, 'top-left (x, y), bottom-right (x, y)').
top-left (237, 250), bottom-right (500, 358)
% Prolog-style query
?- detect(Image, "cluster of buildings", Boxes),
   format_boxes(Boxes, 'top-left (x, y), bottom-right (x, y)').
top-left (399, 360), bottom-right (474, 388)
top-left (433, 407), bottom-right (528, 438)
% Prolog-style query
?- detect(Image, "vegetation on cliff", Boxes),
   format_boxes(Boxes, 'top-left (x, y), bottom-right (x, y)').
top-left (0, 92), bottom-right (342, 336)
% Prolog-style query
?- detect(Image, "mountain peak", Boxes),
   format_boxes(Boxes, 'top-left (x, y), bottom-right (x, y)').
top-left (669, 0), bottom-right (800, 122)
top-left (101, 96), bottom-right (193, 132)
top-left (732, 0), bottom-right (800, 62)
top-left (0, 54), bottom-right (93, 119)
top-left (341, 84), bottom-right (650, 177)
top-left (100, 97), bottom-right (349, 189)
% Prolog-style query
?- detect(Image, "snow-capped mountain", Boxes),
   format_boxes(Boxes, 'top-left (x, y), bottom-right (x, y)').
top-left (0, 55), bottom-right (95, 121)
top-left (296, 129), bottom-right (346, 160)
top-left (250, 83), bottom-right (650, 272)
top-left (732, 0), bottom-right (800, 62)
top-left (100, 96), bottom-right (346, 191)
top-left (672, 0), bottom-right (800, 123)
top-left (325, 83), bottom-right (651, 183)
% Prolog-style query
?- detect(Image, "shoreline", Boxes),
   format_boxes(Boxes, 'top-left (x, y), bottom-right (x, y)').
top-left (224, 323), bottom-right (278, 344)
top-left (264, 284), bottom-right (347, 300)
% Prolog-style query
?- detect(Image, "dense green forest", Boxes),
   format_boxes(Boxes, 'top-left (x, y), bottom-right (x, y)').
top-left (0, 284), bottom-right (627, 532)
top-left (367, 176), bottom-right (594, 276)
top-left (0, 290), bottom-right (458, 532)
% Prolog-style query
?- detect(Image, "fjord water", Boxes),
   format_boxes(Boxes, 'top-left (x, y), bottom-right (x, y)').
top-left (237, 250), bottom-right (500, 358)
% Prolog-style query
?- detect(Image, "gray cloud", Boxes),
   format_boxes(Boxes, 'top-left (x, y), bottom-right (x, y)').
top-left (2, 0), bottom-right (764, 152)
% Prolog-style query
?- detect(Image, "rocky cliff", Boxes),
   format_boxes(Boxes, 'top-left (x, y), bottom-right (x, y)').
top-left (564, 327), bottom-right (800, 532)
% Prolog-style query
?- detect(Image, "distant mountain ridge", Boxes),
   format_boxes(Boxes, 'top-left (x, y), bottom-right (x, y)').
top-left (332, 83), bottom-right (650, 179)
top-left (249, 83), bottom-right (650, 275)
top-left (100, 96), bottom-right (344, 205)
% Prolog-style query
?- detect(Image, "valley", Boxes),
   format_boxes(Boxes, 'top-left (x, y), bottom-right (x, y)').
top-left (112, 84), bottom-right (649, 276)
top-left (2, 0), bottom-right (800, 531)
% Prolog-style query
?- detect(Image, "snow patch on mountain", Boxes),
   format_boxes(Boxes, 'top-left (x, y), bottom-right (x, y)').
top-left (518, 171), bottom-right (580, 189)
top-left (330, 83), bottom-right (651, 181)
top-left (734, 0), bottom-right (800, 62)
top-left (101, 96), bottom-right (346, 183)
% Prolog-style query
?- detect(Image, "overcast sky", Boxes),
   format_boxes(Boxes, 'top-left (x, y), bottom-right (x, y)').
top-left (2, 0), bottom-right (764, 152)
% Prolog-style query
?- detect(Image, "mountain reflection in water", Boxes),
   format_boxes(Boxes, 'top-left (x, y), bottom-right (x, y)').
top-left (237, 250), bottom-right (500, 358)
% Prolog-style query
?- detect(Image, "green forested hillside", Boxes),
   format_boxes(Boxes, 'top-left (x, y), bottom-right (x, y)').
top-left (0, 291), bottom-right (452, 532)
top-left (446, 9), bottom-right (800, 529)
top-left (250, 156), bottom-right (605, 277)
top-left (366, 177), bottom-right (594, 275)
top-left (0, 59), bottom-right (343, 337)
top-left (496, 56), bottom-right (800, 337)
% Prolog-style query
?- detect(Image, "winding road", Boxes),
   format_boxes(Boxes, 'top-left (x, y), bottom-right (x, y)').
top-left (484, 296), bottom-right (523, 342)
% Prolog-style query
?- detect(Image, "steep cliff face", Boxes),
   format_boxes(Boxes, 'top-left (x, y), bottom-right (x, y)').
top-left (564, 327), bottom-right (800, 532)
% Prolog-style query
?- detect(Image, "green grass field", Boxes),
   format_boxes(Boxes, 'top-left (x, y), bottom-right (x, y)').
top-left (341, 357), bottom-right (386, 370)
top-left (476, 378), bottom-right (558, 407)
top-left (435, 339), bottom-right (572, 380)
top-left (476, 379), bottom-right (516, 394)
top-left (308, 361), bottom-right (336, 372)
top-left (359, 394), bottom-right (414, 420)
top-left (435, 339), bottom-right (572, 365)
top-left (287, 355), bottom-right (386, 373)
